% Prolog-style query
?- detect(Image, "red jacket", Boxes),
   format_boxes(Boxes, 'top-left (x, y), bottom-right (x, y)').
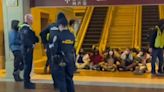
top-left (90, 55), bottom-right (103, 65)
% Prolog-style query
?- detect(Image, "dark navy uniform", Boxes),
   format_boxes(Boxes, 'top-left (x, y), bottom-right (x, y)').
top-left (19, 23), bottom-right (39, 89)
top-left (50, 29), bottom-right (75, 92)
top-left (40, 23), bottom-right (59, 87)
top-left (40, 23), bottom-right (58, 74)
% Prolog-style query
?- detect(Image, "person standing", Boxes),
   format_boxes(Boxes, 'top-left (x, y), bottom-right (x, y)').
top-left (49, 12), bottom-right (75, 92)
top-left (150, 19), bottom-right (164, 75)
top-left (19, 14), bottom-right (39, 89)
top-left (40, 22), bottom-right (59, 88)
top-left (9, 20), bottom-right (24, 82)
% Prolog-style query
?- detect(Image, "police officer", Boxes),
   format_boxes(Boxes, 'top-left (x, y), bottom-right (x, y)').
top-left (49, 13), bottom-right (75, 92)
top-left (9, 20), bottom-right (24, 82)
top-left (40, 22), bottom-right (59, 88)
top-left (150, 19), bottom-right (164, 75)
top-left (19, 14), bottom-right (39, 89)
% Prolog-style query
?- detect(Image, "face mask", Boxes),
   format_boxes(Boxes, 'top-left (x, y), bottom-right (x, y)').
top-left (109, 51), bottom-right (113, 56)
top-left (140, 52), bottom-right (144, 56)
top-left (58, 25), bottom-right (63, 31)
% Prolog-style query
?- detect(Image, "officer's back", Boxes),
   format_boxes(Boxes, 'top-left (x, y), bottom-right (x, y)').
top-left (19, 23), bottom-right (39, 47)
top-left (59, 29), bottom-right (75, 54)
top-left (50, 12), bottom-right (75, 92)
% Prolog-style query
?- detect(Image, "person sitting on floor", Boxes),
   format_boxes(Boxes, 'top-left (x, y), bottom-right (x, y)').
top-left (119, 48), bottom-right (137, 71)
top-left (89, 50), bottom-right (103, 70)
top-left (76, 48), bottom-right (90, 69)
top-left (99, 49), bottom-right (117, 72)
top-left (113, 48), bottom-right (122, 67)
top-left (134, 48), bottom-right (151, 74)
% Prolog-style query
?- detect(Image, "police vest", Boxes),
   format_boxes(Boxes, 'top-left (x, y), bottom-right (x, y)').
top-left (19, 23), bottom-right (32, 31)
top-left (155, 26), bottom-right (164, 48)
top-left (46, 33), bottom-right (50, 41)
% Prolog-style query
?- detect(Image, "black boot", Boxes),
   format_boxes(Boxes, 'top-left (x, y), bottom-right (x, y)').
top-left (53, 83), bottom-right (57, 89)
top-left (13, 71), bottom-right (20, 82)
top-left (13, 71), bottom-right (23, 82)
top-left (24, 82), bottom-right (36, 89)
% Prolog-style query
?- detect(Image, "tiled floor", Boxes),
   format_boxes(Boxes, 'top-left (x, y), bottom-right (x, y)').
top-left (2, 69), bottom-right (164, 88)
top-left (0, 82), bottom-right (164, 92)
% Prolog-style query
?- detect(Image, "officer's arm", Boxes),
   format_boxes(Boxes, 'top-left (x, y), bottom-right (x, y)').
top-left (34, 32), bottom-right (39, 43)
top-left (40, 26), bottom-right (50, 45)
top-left (29, 29), bottom-right (39, 44)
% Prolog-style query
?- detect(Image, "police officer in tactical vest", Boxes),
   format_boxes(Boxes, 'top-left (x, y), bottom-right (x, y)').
top-left (49, 12), bottom-right (76, 92)
top-left (40, 21), bottom-right (59, 88)
top-left (150, 19), bottom-right (164, 75)
top-left (19, 14), bottom-right (39, 89)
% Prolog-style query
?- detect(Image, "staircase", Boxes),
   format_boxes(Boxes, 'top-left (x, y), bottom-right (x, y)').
top-left (81, 7), bottom-right (108, 51)
top-left (107, 6), bottom-right (137, 49)
top-left (142, 5), bottom-right (159, 48)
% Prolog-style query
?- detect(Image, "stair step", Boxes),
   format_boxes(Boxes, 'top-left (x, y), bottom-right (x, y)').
top-left (113, 20), bottom-right (135, 24)
top-left (90, 19), bottom-right (106, 22)
top-left (92, 14), bottom-right (106, 17)
top-left (86, 33), bottom-right (101, 36)
top-left (110, 27), bottom-right (133, 31)
top-left (83, 48), bottom-right (92, 52)
top-left (108, 44), bottom-right (132, 47)
top-left (142, 22), bottom-right (158, 25)
top-left (109, 36), bottom-right (132, 39)
top-left (84, 35), bottom-right (101, 38)
top-left (82, 44), bottom-right (94, 48)
top-left (109, 32), bottom-right (132, 35)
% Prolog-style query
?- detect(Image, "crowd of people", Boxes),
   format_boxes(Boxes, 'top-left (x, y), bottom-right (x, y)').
top-left (76, 47), bottom-right (157, 74)
top-left (76, 19), bottom-right (164, 76)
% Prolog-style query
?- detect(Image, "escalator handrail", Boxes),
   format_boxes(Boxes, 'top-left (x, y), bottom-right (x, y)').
top-left (99, 6), bottom-right (114, 53)
top-left (159, 5), bottom-right (164, 19)
top-left (134, 6), bottom-right (142, 49)
top-left (75, 7), bottom-right (94, 54)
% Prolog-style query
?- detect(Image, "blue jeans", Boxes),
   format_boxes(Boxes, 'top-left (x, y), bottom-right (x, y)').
top-left (151, 48), bottom-right (163, 74)
top-left (13, 50), bottom-right (24, 73)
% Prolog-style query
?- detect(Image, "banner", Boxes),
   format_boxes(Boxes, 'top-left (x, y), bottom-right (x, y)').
top-left (32, 0), bottom-right (164, 7)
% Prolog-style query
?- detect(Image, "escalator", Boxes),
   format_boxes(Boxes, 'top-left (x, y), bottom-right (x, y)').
top-left (81, 7), bottom-right (108, 51)
top-left (142, 5), bottom-right (159, 48)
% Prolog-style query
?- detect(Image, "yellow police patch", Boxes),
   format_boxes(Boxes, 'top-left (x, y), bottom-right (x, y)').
top-left (62, 40), bottom-right (74, 44)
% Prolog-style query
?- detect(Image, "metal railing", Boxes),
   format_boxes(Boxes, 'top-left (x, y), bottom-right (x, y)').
top-left (159, 5), bottom-right (164, 19)
top-left (134, 6), bottom-right (142, 49)
top-left (99, 6), bottom-right (114, 53)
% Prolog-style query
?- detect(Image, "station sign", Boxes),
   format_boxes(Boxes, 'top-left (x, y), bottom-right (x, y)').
top-left (31, 0), bottom-right (164, 7)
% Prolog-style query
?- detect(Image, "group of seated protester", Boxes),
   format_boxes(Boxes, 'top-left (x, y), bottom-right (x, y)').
top-left (76, 47), bottom-right (152, 74)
